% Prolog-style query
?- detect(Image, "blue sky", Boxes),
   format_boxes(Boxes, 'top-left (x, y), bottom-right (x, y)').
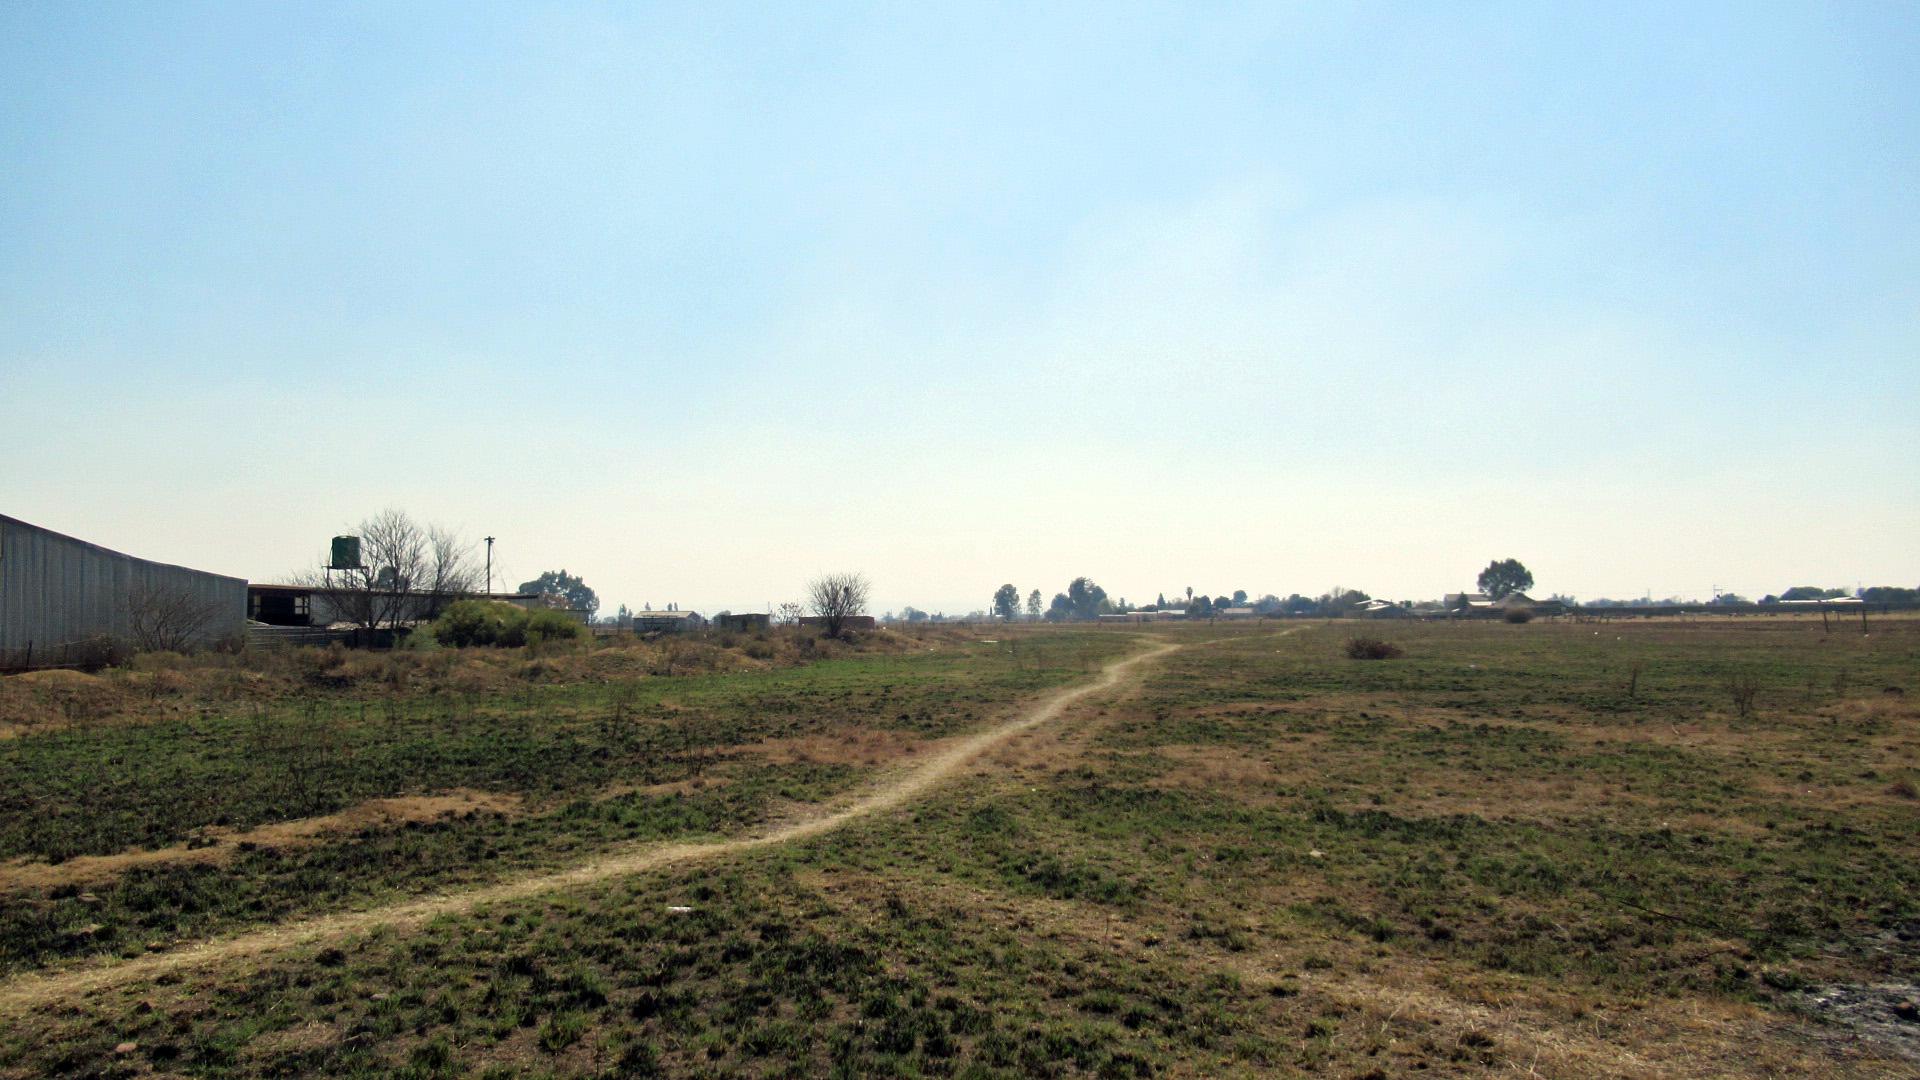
top-left (3, 1), bottom-right (1916, 614)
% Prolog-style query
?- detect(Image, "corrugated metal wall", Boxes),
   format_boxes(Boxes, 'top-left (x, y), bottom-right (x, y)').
top-left (0, 514), bottom-right (247, 668)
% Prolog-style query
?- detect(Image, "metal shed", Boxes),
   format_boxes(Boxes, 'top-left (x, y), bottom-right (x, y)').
top-left (0, 514), bottom-right (246, 668)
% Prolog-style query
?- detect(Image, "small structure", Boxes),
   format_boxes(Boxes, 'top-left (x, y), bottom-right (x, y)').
top-left (632, 610), bottom-right (706, 633)
top-left (715, 612), bottom-right (770, 632)
top-left (1356, 599), bottom-right (1413, 618)
top-left (1099, 610), bottom-right (1186, 623)
top-left (1215, 607), bottom-right (1258, 620)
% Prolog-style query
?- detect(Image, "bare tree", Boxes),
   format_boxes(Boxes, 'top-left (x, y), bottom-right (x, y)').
top-left (125, 583), bottom-right (223, 652)
top-left (807, 572), bottom-right (871, 638)
top-left (775, 601), bottom-right (805, 626)
top-left (423, 525), bottom-right (480, 616)
top-left (293, 509), bottom-right (477, 631)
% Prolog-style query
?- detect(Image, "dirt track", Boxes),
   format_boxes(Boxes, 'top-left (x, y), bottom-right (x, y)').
top-left (0, 637), bottom-right (1180, 1015)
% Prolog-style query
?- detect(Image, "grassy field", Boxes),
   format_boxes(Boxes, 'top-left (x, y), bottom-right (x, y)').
top-left (0, 617), bottom-right (1916, 1077)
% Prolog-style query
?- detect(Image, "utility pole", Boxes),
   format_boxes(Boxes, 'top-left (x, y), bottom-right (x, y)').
top-left (484, 536), bottom-right (495, 596)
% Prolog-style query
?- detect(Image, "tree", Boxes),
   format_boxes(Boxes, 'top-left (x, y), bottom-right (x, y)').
top-left (992, 584), bottom-right (1020, 621)
top-left (519, 569), bottom-right (600, 617)
top-left (1188, 595), bottom-right (1213, 617)
top-left (807, 572), bottom-right (871, 637)
top-left (1232, 590), bottom-right (1248, 606)
top-left (1045, 593), bottom-right (1072, 622)
top-left (125, 583), bottom-right (224, 652)
top-left (295, 509), bottom-right (479, 631)
top-left (1212, 595), bottom-right (1231, 610)
top-left (1026, 589), bottom-right (1042, 619)
top-left (1779, 585), bottom-right (1846, 601)
top-left (1317, 587), bottom-right (1370, 614)
top-left (776, 601), bottom-right (805, 625)
top-left (1476, 558), bottom-right (1534, 600)
top-left (1066, 577), bottom-right (1109, 620)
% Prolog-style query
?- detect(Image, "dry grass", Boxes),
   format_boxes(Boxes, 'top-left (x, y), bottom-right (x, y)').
top-left (0, 625), bottom-right (974, 738)
top-left (0, 789), bottom-right (521, 891)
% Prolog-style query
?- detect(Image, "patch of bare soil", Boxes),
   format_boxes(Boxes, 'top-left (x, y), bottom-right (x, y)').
top-left (1799, 982), bottom-right (1920, 1066)
top-left (0, 790), bottom-right (521, 892)
top-left (1143, 743), bottom-right (1292, 801)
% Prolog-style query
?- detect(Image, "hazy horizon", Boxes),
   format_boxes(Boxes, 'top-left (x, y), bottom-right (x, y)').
top-left (5, 2), bottom-right (1916, 617)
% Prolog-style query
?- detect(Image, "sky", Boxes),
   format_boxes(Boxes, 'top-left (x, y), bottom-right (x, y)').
top-left (3, 1), bottom-right (1916, 615)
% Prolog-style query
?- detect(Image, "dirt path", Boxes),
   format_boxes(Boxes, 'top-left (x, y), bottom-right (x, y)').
top-left (0, 636), bottom-right (1182, 1015)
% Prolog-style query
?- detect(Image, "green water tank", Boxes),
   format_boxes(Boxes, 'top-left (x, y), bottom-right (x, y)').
top-left (329, 535), bottom-right (363, 570)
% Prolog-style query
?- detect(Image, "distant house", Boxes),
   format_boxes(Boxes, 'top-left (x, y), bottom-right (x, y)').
top-left (1099, 610), bottom-right (1186, 623)
top-left (1440, 592), bottom-right (1562, 618)
top-left (1215, 607), bottom-right (1257, 620)
top-left (632, 610), bottom-right (707, 633)
top-left (1496, 593), bottom-right (1566, 616)
top-left (715, 612), bottom-right (770, 632)
top-left (1356, 599), bottom-right (1412, 618)
top-left (246, 584), bottom-right (543, 628)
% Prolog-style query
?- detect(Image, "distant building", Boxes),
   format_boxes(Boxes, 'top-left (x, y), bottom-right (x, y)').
top-left (1494, 593), bottom-right (1565, 616)
top-left (246, 584), bottom-right (543, 628)
top-left (715, 612), bottom-right (771, 632)
top-left (1215, 607), bottom-right (1258, 619)
top-left (1356, 599), bottom-right (1413, 618)
top-left (633, 610), bottom-right (707, 633)
top-left (1440, 591), bottom-right (1563, 618)
top-left (1098, 610), bottom-right (1187, 623)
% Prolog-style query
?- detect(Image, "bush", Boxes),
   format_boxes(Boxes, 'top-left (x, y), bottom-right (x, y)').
top-left (431, 600), bottom-right (525, 647)
top-left (1722, 670), bottom-right (1761, 719)
top-left (432, 601), bottom-right (587, 648)
top-left (1504, 607), bottom-right (1535, 624)
top-left (524, 609), bottom-right (586, 646)
top-left (1345, 637), bottom-right (1403, 660)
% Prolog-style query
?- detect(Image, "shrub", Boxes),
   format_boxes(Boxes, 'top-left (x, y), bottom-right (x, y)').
top-left (431, 601), bottom-right (586, 648)
top-left (1503, 607), bottom-right (1534, 624)
top-left (431, 600), bottom-right (524, 647)
top-left (1345, 637), bottom-right (1403, 660)
top-left (1722, 670), bottom-right (1761, 719)
top-left (524, 609), bottom-right (586, 646)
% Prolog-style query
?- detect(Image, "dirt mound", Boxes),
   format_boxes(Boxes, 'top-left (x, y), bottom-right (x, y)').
top-left (6, 669), bottom-right (103, 688)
